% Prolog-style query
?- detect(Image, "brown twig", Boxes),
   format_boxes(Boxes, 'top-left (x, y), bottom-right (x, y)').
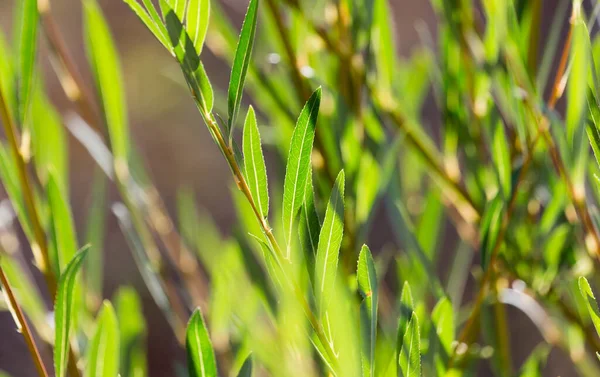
top-left (0, 263), bottom-right (49, 377)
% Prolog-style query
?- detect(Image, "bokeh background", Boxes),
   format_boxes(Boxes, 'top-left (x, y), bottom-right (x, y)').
top-left (0, 0), bottom-right (578, 375)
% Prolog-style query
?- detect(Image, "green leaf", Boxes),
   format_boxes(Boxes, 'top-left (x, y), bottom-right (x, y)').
top-left (492, 120), bottom-right (511, 199)
top-left (115, 287), bottom-right (147, 377)
top-left (517, 345), bottom-right (549, 377)
top-left (397, 281), bottom-right (414, 361)
top-left (431, 297), bottom-right (453, 354)
top-left (160, 0), bottom-right (186, 21)
top-left (236, 355), bottom-right (253, 377)
top-left (84, 169), bottom-right (107, 307)
top-left (48, 172), bottom-right (78, 275)
top-left (299, 170), bottom-right (320, 275)
top-left (314, 170), bottom-right (345, 315)
top-left (122, 0), bottom-right (171, 51)
top-left (358, 245), bottom-right (378, 377)
top-left (243, 106), bottom-right (269, 218)
top-left (86, 301), bottom-right (120, 377)
top-left (567, 14), bottom-right (591, 186)
top-left (579, 277), bottom-right (600, 338)
top-left (398, 313), bottom-right (421, 377)
top-left (30, 85), bottom-right (67, 188)
top-left (84, 0), bottom-right (130, 162)
top-left (480, 194), bottom-right (504, 270)
top-left (0, 32), bottom-right (16, 122)
top-left (282, 88), bottom-right (322, 258)
top-left (16, 0), bottom-right (38, 123)
top-left (186, 0), bottom-right (210, 55)
top-left (54, 247), bottom-right (89, 377)
top-left (227, 0), bottom-right (259, 135)
top-left (186, 308), bottom-right (217, 377)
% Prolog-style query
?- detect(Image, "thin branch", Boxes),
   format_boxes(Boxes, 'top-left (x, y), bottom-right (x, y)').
top-left (0, 262), bottom-right (49, 377)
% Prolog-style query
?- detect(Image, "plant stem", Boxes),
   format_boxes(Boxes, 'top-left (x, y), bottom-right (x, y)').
top-left (0, 89), bottom-right (56, 296)
top-left (38, 0), bottom-right (209, 313)
top-left (201, 110), bottom-right (341, 373)
top-left (0, 262), bottom-right (49, 377)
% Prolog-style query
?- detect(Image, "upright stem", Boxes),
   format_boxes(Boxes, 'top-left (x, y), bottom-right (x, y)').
top-left (0, 263), bottom-right (49, 377)
top-left (202, 111), bottom-right (340, 372)
top-left (0, 89), bottom-right (56, 296)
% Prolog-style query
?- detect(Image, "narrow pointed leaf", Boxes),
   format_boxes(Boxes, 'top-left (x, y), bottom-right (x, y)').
top-left (579, 277), bottom-right (600, 337)
top-left (314, 170), bottom-right (345, 315)
top-left (358, 245), bottom-right (378, 377)
top-left (84, 0), bottom-right (130, 161)
top-left (115, 287), bottom-right (147, 377)
top-left (227, 0), bottom-right (259, 134)
top-left (237, 355), bottom-right (253, 377)
top-left (122, 0), bottom-right (171, 50)
top-left (399, 313), bottom-right (421, 377)
top-left (54, 247), bottom-right (90, 377)
top-left (186, 0), bottom-right (210, 55)
top-left (397, 281), bottom-right (414, 359)
top-left (86, 301), bottom-right (120, 377)
top-left (243, 106), bottom-right (269, 218)
top-left (431, 297), bottom-right (454, 354)
top-left (299, 170), bottom-right (320, 275)
top-left (282, 88), bottom-right (321, 258)
top-left (48, 172), bottom-right (78, 274)
top-left (186, 308), bottom-right (217, 377)
top-left (16, 0), bottom-right (38, 123)
top-left (492, 120), bottom-right (511, 199)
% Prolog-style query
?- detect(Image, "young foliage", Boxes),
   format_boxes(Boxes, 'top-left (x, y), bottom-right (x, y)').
top-left (86, 301), bottom-right (120, 377)
top-left (314, 170), bottom-right (345, 315)
top-left (398, 313), bottom-right (421, 377)
top-left (54, 246), bottom-right (89, 377)
top-left (579, 277), bottom-right (600, 338)
top-left (186, 308), bottom-right (217, 377)
top-left (357, 245), bottom-right (378, 377)
top-left (282, 88), bottom-right (322, 259)
top-left (16, 0), bottom-right (38, 122)
top-left (243, 106), bottom-right (269, 219)
top-left (227, 0), bottom-right (258, 137)
top-left (84, 0), bottom-right (129, 162)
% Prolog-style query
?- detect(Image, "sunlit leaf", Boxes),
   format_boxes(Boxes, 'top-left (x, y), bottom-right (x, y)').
top-left (16, 0), bottom-right (38, 123)
top-left (48, 172), bottom-right (78, 275)
top-left (227, 0), bottom-right (259, 136)
top-left (86, 301), bottom-right (120, 377)
top-left (236, 354), bottom-right (253, 377)
top-left (186, 308), bottom-right (217, 377)
top-left (358, 245), bottom-right (378, 377)
top-left (282, 88), bottom-right (321, 258)
top-left (315, 170), bottom-right (345, 315)
top-left (186, 0), bottom-right (210, 56)
top-left (115, 287), bottom-right (147, 377)
top-left (243, 106), bottom-right (269, 218)
top-left (84, 0), bottom-right (130, 162)
top-left (54, 247), bottom-right (89, 377)
top-left (398, 312), bottom-right (421, 377)
top-left (579, 277), bottom-right (600, 337)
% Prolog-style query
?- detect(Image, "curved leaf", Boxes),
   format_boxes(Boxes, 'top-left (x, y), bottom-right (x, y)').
top-left (54, 247), bottom-right (90, 377)
top-left (579, 277), bottom-right (600, 337)
top-left (227, 0), bottom-right (259, 135)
